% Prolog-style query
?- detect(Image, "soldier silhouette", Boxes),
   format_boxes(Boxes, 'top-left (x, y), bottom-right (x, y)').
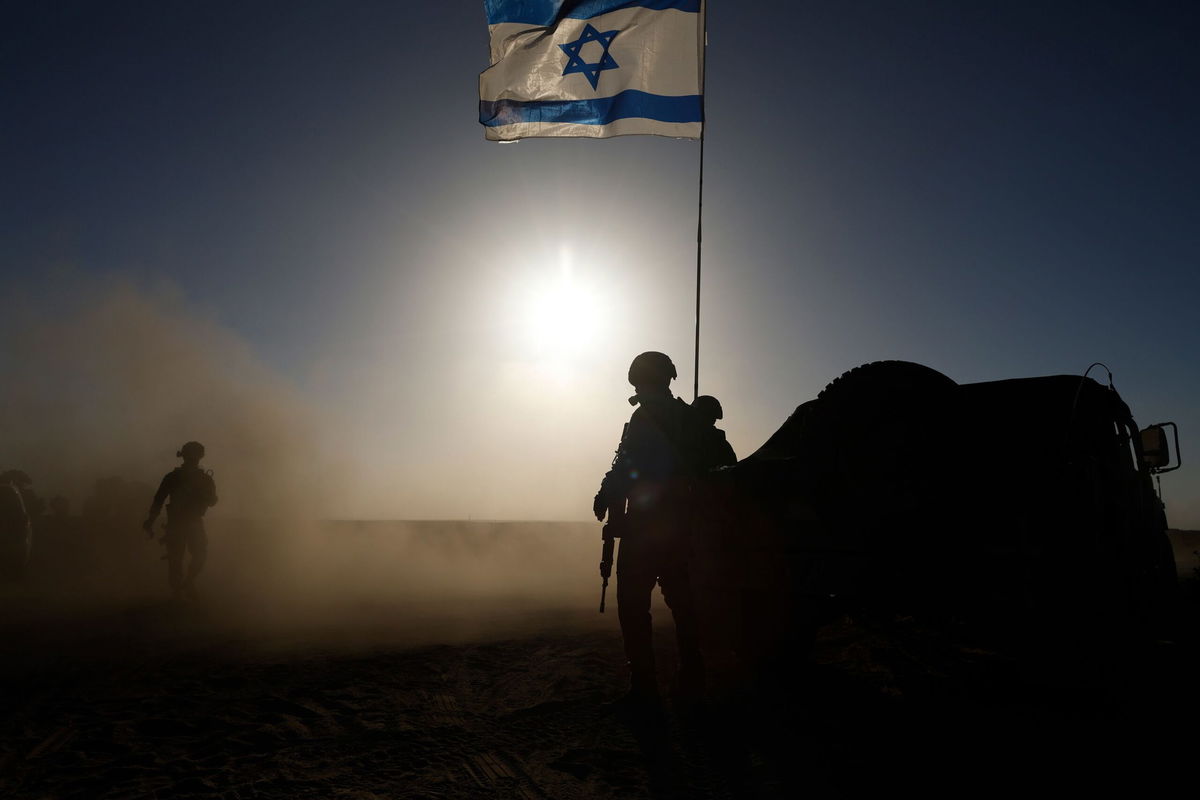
top-left (144, 441), bottom-right (217, 600)
top-left (1, 470), bottom-right (45, 519)
top-left (0, 471), bottom-right (33, 577)
top-left (691, 395), bottom-right (737, 468)
top-left (594, 352), bottom-right (707, 709)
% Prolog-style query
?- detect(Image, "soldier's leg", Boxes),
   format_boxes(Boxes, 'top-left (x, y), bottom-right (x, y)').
top-left (184, 523), bottom-right (208, 585)
top-left (659, 553), bottom-right (706, 698)
top-left (164, 532), bottom-right (185, 593)
top-left (616, 533), bottom-right (660, 697)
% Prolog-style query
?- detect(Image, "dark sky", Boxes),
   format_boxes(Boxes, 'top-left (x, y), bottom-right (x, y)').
top-left (4, 1), bottom-right (1198, 524)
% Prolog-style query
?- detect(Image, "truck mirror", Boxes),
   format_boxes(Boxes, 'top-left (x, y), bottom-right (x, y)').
top-left (1140, 425), bottom-right (1170, 469)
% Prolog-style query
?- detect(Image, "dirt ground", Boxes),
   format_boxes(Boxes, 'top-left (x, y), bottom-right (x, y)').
top-left (1, 523), bottom-right (1197, 798)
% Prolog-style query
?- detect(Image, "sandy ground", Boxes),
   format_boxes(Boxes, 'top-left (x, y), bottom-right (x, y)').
top-left (1, 523), bottom-right (1198, 798)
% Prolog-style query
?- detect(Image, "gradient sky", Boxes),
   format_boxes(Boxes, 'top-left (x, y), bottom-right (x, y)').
top-left (4, 1), bottom-right (1198, 525)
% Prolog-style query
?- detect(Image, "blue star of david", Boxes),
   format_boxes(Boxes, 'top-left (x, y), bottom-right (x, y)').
top-left (559, 24), bottom-right (620, 91)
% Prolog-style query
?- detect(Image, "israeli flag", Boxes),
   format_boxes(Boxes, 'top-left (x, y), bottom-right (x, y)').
top-left (480, 1), bottom-right (705, 141)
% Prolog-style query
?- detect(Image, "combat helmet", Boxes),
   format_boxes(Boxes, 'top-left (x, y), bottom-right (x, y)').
top-left (628, 351), bottom-right (677, 388)
top-left (692, 395), bottom-right (723, 424)
top-left (177, 441), bottom-right (205, 461)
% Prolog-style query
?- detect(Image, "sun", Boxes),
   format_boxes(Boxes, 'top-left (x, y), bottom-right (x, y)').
top-left (520, 248), bottom-right (604, 363)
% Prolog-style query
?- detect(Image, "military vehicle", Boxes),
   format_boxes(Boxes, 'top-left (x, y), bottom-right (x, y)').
top-left (689, 361), bottom-right (1181, 677)
top-left (0, 480), bottom-right (33, 578)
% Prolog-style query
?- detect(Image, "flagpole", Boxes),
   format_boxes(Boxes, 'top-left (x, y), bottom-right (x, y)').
top-left (693, 135), bottom-right (704, 402)
top-left (693, 5), bottom-right (707, 403)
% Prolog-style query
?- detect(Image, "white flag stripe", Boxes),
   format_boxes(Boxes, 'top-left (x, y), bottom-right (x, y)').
top-left (484, 118), bottom-right (701, 141)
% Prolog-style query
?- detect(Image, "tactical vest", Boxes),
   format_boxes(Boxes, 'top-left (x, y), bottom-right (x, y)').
top-left (167, 467), bottom-right (216, 519)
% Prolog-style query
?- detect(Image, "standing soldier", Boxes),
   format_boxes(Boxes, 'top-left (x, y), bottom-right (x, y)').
top-left (691, 395), bottom-right (738, 468)
top-left (0, 472), bottom-right (33, 578)
top-left (143, 441), bottom-right (217, 600)
top-left (594, 352), bottom-right (705, 709)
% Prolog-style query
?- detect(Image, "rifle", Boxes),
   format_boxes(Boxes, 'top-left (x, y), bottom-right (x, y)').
top-left (599, 523), bottom-right (616, 613)
top-left (597, 423), bottom-right (630, 613)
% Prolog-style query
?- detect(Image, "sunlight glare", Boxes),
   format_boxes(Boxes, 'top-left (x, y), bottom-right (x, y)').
top-left (521, 246), bottom-right (604, 365)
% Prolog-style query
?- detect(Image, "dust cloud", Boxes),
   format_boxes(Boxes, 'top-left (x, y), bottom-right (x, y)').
top-left (0, 276), bottom-right (611, 648)
top-left (0, 276), bottom-right (327, 519)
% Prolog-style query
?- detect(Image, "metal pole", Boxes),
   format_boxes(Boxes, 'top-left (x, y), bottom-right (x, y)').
top-left (693, 6), bottom-right (707, 402)
top-left (694, 139), bottom-right (704, 401)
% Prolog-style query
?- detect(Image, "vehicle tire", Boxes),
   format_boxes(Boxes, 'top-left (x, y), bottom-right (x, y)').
top-left (805, 361), bottom-right (959, 612)
top-left (815, 359), bottom-right (956, 406)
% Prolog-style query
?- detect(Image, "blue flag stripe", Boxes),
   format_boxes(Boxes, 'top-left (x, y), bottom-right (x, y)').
top-left (484, 1), bottom-right (700, 26)
top-left (480, 90), bottom-right (702, 127)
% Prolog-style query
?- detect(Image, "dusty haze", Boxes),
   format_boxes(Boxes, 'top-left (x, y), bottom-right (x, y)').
top-left (3, 518), bottom-right (611, 650)
top-left (0, 275), bottom-right (336, 520)
top-left (0, 277), bottom-right (620, 643)
top-left (0, 272), bottom-right (636, 523)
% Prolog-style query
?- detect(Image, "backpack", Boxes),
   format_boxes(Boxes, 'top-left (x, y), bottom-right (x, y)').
top-left (170, 467), bottom-right (217, 516)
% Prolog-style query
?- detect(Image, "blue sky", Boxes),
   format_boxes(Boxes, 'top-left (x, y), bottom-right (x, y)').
top-left (3, 1), bottom-right (1198, 525)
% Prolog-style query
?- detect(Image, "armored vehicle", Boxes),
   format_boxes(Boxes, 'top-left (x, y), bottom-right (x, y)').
top-left (689, 361), bottom-right (1180, 675)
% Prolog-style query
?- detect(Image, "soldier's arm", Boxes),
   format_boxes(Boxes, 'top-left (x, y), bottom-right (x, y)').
top-left (144, 473), bottom-right (173, 530)
top-left (596, 462), bottom-right (633, 519)
top-left (593, 475), bottom-right (611, 520)
top-left (594, 419), bottom-right (637, 520)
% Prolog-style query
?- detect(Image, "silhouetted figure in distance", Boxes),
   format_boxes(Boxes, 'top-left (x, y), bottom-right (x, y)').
top-left (1, 469), bottom-right (45, 519)
top-left (691, 395), bottom-right (737, 468)
top-left (0, 472), bottom-right (33, 577)
top-left (144, 441), bottom-right (217, 600)
top-left (594, 352), bottom-right (707, 710)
